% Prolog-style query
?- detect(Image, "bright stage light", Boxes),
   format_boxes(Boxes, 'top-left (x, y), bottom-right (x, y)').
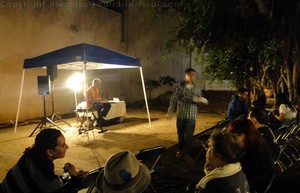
top-left (67, 73), bottom-right (84, 91)
top-left (67, 73), bottom-right (84, 109)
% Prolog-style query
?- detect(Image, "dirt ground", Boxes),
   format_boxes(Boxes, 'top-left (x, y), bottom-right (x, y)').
top-left (0, 109), bottom-right (224, 182)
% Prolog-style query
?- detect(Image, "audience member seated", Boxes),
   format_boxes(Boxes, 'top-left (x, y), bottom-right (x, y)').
top-left (194, 132), bottom-right (249, 193)
top-left (227, 119), bottom-right (274, 193)
top-left (1, 129), bottom-right (92, 193)
top-left (274, 93), bottom-right (297, 124)
top-left (96, 150), bottom-right (151, 193)
top-left (248, 108), bottom-right (280, 161)
top-left (252, 96), bottom-right (281, 131)
top-left (252, 88), bottom-right (274, 110)
top-left (226, 88), bottom-right (249, 121)
top-left (252, 95), bottom-right (267, 110)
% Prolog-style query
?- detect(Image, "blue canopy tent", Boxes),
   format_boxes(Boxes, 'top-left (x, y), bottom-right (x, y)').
top-left (14, 43), bottom-right (151, 132)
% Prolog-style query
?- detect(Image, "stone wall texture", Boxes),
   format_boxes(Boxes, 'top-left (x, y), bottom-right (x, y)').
top-left (0, 0), bottom-right (200, 122)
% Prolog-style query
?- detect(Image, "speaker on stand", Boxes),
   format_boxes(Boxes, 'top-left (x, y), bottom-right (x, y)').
top-left (29, 76), bottom-right (64, 137)
top-left (47, 65), bottom-right (72, 127)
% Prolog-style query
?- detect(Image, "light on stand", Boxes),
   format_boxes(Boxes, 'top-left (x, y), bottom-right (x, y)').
top-left (67, 73), bottom-right (84, 109)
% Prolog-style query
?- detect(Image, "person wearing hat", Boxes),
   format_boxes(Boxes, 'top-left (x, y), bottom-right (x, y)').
top-left (96, 150), bottom-right (151, 193)
top-left (1, 128), bottom-right (92, 193)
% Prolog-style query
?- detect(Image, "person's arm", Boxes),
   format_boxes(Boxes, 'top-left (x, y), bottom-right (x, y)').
top-left (94, 88), bottom-right (110, 102)
top-left (59, 163), bottom-right (90, 192)
top-left (193, 86), bottom-right (202, 98)
top-left (64, 163), bottom-right (89, 178)
top-left (86, 88), bottom-right (94, 103)
top-left (192, 86), bottom-right (208, 104)
top-left (166, 84), bottom-right (180, 118)
top-left (87, 87), bottom-right (106, 107)
top-left (275, 113), bottom-right (286, 121)
top-left (94, 87), bottom-right (103, 101)
top-left (275, 104), bottom-right (286, 122)
top-left (226, 100), bottom-right (236, 120)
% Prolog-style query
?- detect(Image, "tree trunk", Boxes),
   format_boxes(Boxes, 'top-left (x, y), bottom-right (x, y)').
top-left (292, 49), bottom-right (300, 103)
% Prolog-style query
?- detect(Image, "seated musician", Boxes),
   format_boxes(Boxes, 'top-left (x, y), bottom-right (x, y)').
top-left (87, 78), bottom-right (111, 127)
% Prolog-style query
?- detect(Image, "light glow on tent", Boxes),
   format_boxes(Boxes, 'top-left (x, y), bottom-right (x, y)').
top-left (67, 72), bottom-right (84, 110)
top-left (67, 73), bottom-right (84, 91)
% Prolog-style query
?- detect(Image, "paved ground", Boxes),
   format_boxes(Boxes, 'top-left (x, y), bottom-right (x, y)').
top-left (0, 109), bottom-right (223, 181)
top-left (1, 109), bottom-right (299, 193)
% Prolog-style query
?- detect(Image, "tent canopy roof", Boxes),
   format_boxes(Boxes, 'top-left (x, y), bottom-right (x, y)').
top-left (23, 43), bottom-right (141, 70)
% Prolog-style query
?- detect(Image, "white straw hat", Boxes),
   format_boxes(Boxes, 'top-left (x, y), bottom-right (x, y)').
top-left (96, 150), bottom-right (151, 193)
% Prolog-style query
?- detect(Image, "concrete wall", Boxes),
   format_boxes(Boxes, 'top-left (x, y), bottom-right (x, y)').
top-left (0, 0), bottom-right (201, 122)
top-left (0, 0), bottom-right (123, 122)
top-left (123, 5), bottom-right (194, 101)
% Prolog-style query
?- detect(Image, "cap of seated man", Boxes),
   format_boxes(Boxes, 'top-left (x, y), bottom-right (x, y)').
top-left (96, 150), bottom-right (151, 193)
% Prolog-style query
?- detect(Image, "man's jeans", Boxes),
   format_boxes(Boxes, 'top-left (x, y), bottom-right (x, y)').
top-left (176, 118), bottom-right (196, 155)
top-left (92, 102), bottom-right (111, 123)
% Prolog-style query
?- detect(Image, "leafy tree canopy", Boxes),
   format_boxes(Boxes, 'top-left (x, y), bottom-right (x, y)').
top-left (158, 0), bottom-right (300, 102)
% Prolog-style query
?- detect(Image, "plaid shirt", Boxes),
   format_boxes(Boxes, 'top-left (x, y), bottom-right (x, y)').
top-left (167, 81), bottom-right (202, 120)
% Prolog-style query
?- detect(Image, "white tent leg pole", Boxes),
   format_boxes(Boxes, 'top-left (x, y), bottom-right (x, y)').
top-left (14, 69), bottom-right (25, 133)
top-left (82, 63), bottom-right (89, 141)
top-left (139, 67), bottom-right (151, 126)
top-left (74, 90), bottom-right (78, 110)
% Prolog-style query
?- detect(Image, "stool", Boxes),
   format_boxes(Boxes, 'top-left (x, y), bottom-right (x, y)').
top-left (76, 108), bottom-right (97, 135)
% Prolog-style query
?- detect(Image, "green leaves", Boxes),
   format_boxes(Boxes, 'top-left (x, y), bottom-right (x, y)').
top-left (160, 0), bottom-right (283, 87)
top-left (158, 0), bottom-right (299, 101)
top-left (146, 80), bottom-right (161, 90)
top-left (159, 75), bottom-right (177, 87)
top-left (145, 75), bottom-right (177, 99)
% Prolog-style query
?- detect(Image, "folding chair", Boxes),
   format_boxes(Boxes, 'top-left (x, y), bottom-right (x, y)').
top-left (75, 108), bottom-right (97, 136)
top-left (275, 120), bottom-right (297, 140)
top-left (135, 146), bottom-right (166, 193)
top-left (274, 121), bottom-right (300, 173)
top-left (135, 146), bottom-right (165, 172)
top-left (86, 166), bottom-right (104, 193)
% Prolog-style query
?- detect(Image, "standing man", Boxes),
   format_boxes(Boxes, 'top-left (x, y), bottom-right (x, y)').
top-left (226, 88), bottom-right (249, 121)
top-left (87, 78), bottom-right (111, 127)
top-left (166, 68), bottom-right (208, 157)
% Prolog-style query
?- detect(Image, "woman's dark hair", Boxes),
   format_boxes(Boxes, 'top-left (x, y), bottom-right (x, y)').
top-left (249, 107), bottom-right (270, 125)
top-left (24, 128), bottom-right (62, 155)
top-left (227, 119), bottom-right (269, 153)
top-left (275, 93), bottom-right (295, 112)
top-left (210, 132), bottom-right (243, 164)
